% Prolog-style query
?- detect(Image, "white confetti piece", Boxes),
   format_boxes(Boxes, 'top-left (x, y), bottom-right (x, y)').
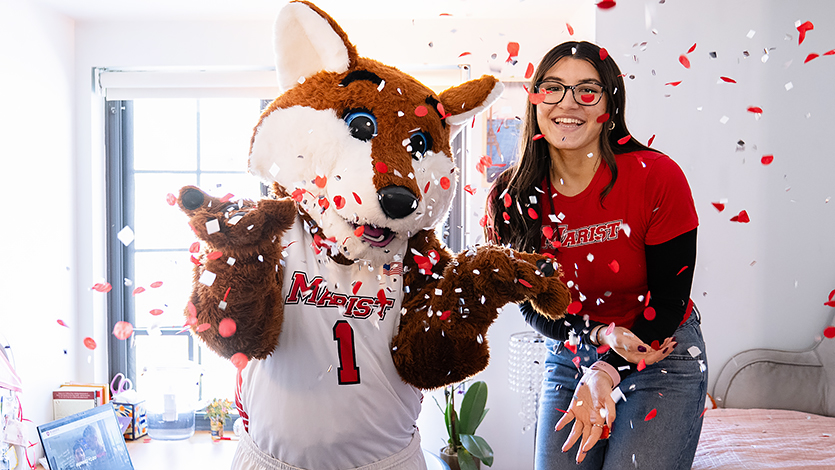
top-left (785, 82), bottom-right (794, 91)
top-left (587, 253), bottom-right (595, 262)
top-left (117, 226), bottom-right (135, 246)
top-left (269, 163), bottom-right (280, 176)
top-left (227, 257), bottom-right (236, 266)
top-left (218, 300), bottom-right (227, 310)
top-left (719, 116), bottom-right (729, 124)
top-left (206, 219), bottom-right (220, 234)
top-left (746, 29), bottom-right (756, 38)
top-left (611, 387), bottom-right (626, 403)
top-left (688, 345), bottom-right (702, 357)
top-left (198, 270), bottom-right (216, 286)
top-left (621, 223), bottom-right (631, 237)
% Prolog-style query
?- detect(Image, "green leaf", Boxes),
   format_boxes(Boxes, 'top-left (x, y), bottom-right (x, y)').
top-left (461, 434), bottom-right (494, 467)
top-left (457, 447), bottom-right (479, 470)
top-left (458, 381), bottom-right (488, 435)
top-left (445, 403), bottom-right (459, 447)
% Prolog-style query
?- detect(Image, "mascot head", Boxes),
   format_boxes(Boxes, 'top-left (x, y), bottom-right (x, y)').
top-left (248, 1), bottom-right (502, 266)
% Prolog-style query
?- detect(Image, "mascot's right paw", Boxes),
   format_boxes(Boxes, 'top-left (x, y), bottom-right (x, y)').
top-left (178, 186), bottom-right (297, 250)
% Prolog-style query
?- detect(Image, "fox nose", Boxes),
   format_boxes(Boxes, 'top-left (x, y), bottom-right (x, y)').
top-left (377, 185), bottom-right (418, 219)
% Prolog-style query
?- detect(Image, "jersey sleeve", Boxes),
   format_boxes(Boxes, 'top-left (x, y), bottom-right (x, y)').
top-left (644, 155), bottom-right (698, 245)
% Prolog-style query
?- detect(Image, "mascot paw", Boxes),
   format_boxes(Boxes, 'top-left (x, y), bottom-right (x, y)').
top-left (178, 186), bottom-right (296, 249)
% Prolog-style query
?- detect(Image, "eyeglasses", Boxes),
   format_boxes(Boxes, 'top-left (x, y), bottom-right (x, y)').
top-left (533, 80), bottom-right (605, 106)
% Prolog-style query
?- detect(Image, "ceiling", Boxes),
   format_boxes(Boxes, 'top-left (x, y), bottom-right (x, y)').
top-left (33, 0), bottom-right (589, 21)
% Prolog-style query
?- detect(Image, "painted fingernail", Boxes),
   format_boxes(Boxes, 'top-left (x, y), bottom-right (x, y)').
top-left (637, 345), bottom-right (647, 352)
top-left (663, 347), bottom-right (669, 353)
top-left (672, 336), bottom-right (677, 342)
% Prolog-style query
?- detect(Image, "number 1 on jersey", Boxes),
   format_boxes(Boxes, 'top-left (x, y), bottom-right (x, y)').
top-left (333, 320), bottom-right (360, 385)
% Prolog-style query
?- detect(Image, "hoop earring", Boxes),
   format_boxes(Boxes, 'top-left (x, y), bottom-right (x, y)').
top-left (608, 121), bottom-right (616, 131)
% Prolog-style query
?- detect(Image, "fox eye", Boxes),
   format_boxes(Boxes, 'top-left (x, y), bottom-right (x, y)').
top-left (408, 131), bottom-right (432, 160)
top-left (344, 110), bottom-right (377, 142)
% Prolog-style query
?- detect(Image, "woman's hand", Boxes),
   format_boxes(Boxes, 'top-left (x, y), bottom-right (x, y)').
top-left (555, 369), bottom-right (616, 464)
top-left (599, 325), bottom-right (676, 366)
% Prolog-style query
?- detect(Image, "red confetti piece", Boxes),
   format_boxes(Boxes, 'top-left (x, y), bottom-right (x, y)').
top-left (712, 202), bottom-right (726, 212)
top-left (313, 175), bottom-right (327, 188)
top-left (597, 113), bottom-right (610, 123)
top-left (375, 162), bottom-right (388, 173)
top-left (113, 321), bottom-right (134, 340)
top-left (825, 301), bottom-right (835, 308)
top-left (596, 0), bottom-right (616, 9)
top-left (438, 310), bottom-right (451, 321)
top-left (824, 326), bottom-right (835, 338)
top-left (643, 307), bottom-right (656, 321)
top-left (572, 356), bottom-right (581, 368)
top-left (231, 352), bottom-right (248, 370)
top-left (528, 91), bottom-right (546, 105)
top-left (479, 215), bottom-right (488, 227)
top-left (207, 251), bottom-right (223, 260)
top-left (665, 81), bottom-right (683, 87)
top-left (219, 318), bottom-right (237, 338)
top-left (219, 193), bottom-right (234, 203)
top-left (687, 43), bottom-right (697, 54)
top-left (57, 319), bottom-right (69, 328)
top-left (597, 344), bottom-right (611, 354)
top-left (223, 287), bottom-right (231, 302)
top-left (527, 208), bottom-right (539, 219)
top-left (825, 50), bottom-right (835, 56)
top-left (352, 282), bottom-right (362, 295)
top-left (617, 135), bottom-right (631, 145)
top-left (679, 55), bottom-right (691, 69)
top-left (805, 53), bottom-right (820, 63)
top-left (423, 181), bottom-right (431, 194)
top-left (333, 195), bottom-right (345, 210)
top-left (650, 340), bottom-right (660, 350)
top-left (132, 287), bottom-right (145, 296)
top-left (83, 337), bottom-right (97, 350)
top-left (564, 341), bottom-right (577, 354)
top-left (644, 408), bottom-right (657, 421)
top-left (720, 76), bottom-right (737, 83)
top-left (747, 106), bottom-right (763, 114)
top-left (189, 242), bottom-right (200, 253)
top-left (414, 105), bottom-right (428, 117)
top-left (600, 425), bottom-right (610, 439)
top-left (506, 41), bottom-right (520, 62)
top-left (464, 184), bottom-right (477, 195)
top-left (533, 134), bottom-right (545, 141)
top-left (150, 309), bottom-right (164, 316)
top-left (354, 226), bottom-right (365, 237)
top-left (458, 52), bottom-right (472, 58)
top-left (150, 281), bottom-right (164, 288)
top-left (187, 301), bottom-right (197, 317)
top-left (599, 48), bottom-right (609, 61)
top-left (637, 359), bottom-right (647, 371)
top-left (525, 63), bottom-right (534, 79)
top-left (797, 21), bottom-right (814, 45)
top-left (318, 198), bottom-right (329, 209)
top-left (566, 23), bottom-right (574, 35)
top-left (440, 177), bottom-right (451, 190)
top-left (676, 266), bottom-right (689, 275)
top-left (92, 282), bottom-right (112, 293)
top-left (567, 301), bottom-right (583, 314)
top-left (606, 322), bottom-right (615, 335)
top-left (519, 278), bottom-right (533, 288)
top-left (352, 192), bottom-right (362, 204)
top-left (475, 155), bottom-right (494, 174)
top-left (580, 93), bottom-right (595, 103)
top-left (542, 226), bottom-right (554, 239)
top-left (437, 103), bottom-right (450, 119)
top-left (503, 193), bottom-right (512, 208)
top-left (608, 260), bottom-right (620, 273)
top-left (761, 155), bottom-right (774, 165)
top-left (730, 210), bottom-right (750, 223)
top-left (502, 212), bottom-right (510, 221)
top-left (645, 291), bottom-right (651, 307)
top-left (291, 188), bottom-right (306, 202)
top-left (196, 323), bottom-right (211, 333)
top-left (190, 255), bottom-right (202, 266)
top-left (647, 134), bottom-right (656, 147)
top-left (166, 193), bottom-right (177, 206)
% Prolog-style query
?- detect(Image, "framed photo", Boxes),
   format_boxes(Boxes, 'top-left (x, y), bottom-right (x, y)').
top-left (480, 81), bottom-right (529, 187)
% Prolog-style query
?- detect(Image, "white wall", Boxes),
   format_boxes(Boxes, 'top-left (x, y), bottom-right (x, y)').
top-left (596, 0), bottom-right (835, 398)
top-left (0, 0), bottom-right (76, 464)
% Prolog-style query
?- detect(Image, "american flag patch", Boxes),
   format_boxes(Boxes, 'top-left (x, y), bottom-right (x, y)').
top-left (383, 262), bottom-right (403, 276)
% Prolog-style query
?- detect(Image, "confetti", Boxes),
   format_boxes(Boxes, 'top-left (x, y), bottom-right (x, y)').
top-left (676, 266), bottom-right (689, 275)
top-left (117, 226), bottom-right (135, 246)
top-left (57, 319), bottom-right (69, 328)
top-left (205, 219), bottom-right (220, 235)
top-left (608, 260), bottom-right (620, 273)
top-left (92, 282), bottom-right (112, 293)
top-left (747, 106), bottom-right (763, 114)
top-left (665, 81), bottom-right (682, 87)
top-left (805, 53), bottom-right (820, 63)
top-left (219, 193), bottom-right (234, 203)
top-left (824, 327), bottom-right (835, 338)
top-left (423, 181), bottom-right (431, 194)
top-left (825, 50), bottom-right (835, 56)
top-left (617, 135), bottom-right (631, 145)
top-left (166, 193), bottom-right (177, 206)
top-left (219, 318), bottom-right (237, 338)
top-left (439, 310), bottom-right (451, 321)
top-left (679, 55), bottom-right (691, 69)
top-left (503, 193), bottom-right (512, 208)
top-left (719, 76), bottom-right (737, 83)
top-left (797, 21), bottom-right (814, 45)
top-left (352, 281), bottom-right (362, 295)
top-left (132, 287), bottom-right (145, 296)
top-left (150, 281), bottom-right (163, 288)
top-left (596, 0), bottom-right (616, 9)
top-left (528, 91), bottom-right (546, 105)
top-left (525, 63), bottom-right (534, 79)
top-left (440, 177), bottom-right (451, 190)
top-left (687, 345), bottom-right (702, 357)
top-left (637, 359), bottom-right (646, 371)
top-left (597, 113), bottom-right (610, 123)
top-left (458, 51), bottom-right (472, 57)
top-left (189, 242), bottom-right (201, 253)
top-left (375, 162), bottom-right (388, 173)
top-left (599, 48), bottom-right (609, 61)
top-left (150, 309), bottom-right (163, 316)
top-left (566, 23), bottom-right (574, 36)
top-left (572, 356), bottom-right (581, 368)
top-left (231, 353), bottom-right (248, 370)
top-left (354, 226), bottom-right (365, 237)
top-left (564, 341), bottom-right (577, 354)
top-left (533, 134), bottom-right (545, 141)
top-left (506, 42), bottom-right (520, 62)
top-left (519, 278), bottom-right (533, 288)
top-left (643, 307), bottom-right (656, 321)
top-left (313, 175), bottom-right (327, 188)
top-left (527, 208), bottom-right (539, 219)
top-left (605, 322), bottom-right (615, 336)
top-left (567, 301), bottom-right (583, 314)
top-left (414, 105), bottom-right (428, 117)
top-left (542, 226), bottom-right (554, 239)
top-left (83, 337), bottom-right (97, 350)
top-left (647, 135), bottom-right (656, 147)
top-left (352, 192), bottom-right (362, 205)
top-left (112, 321), bottom-right (134, 340)
top-left (711, 202), bottom-right (726, 212)
top-left (761, 155), bottom-right (774, 165)
top-left (198, 270), bottom-right (217, 286)
top-left (687, 43), bottom-right (697, 54)
top-left (730, 210), bottom-right (750, 223)
top-left (333, 195), bottom-right (345, 210)
top-left (464, 184), bottom-right (477, 196)
top-left (785, 82), bottom-right (794, 91)
top-left (644, 408), bottom-right (657, 421)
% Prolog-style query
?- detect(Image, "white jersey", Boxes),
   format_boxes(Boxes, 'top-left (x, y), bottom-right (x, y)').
top-left (236, 217), bottom-right (423, 470)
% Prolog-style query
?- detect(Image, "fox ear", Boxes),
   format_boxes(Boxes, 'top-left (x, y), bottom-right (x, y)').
top-left (440, 75), bottom-right (504, 141)
top-left (273, 1), bottom-right (358, 91)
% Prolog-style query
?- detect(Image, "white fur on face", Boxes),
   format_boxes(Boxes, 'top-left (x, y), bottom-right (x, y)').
top-left (249, 106), bottom-right (456, 267)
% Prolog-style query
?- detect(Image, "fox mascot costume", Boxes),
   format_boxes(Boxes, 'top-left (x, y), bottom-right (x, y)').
top-left (176, 2), bottom-right (571, 469)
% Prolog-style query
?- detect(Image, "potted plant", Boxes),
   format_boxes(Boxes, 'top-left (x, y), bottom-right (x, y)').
top-left (434, 381), bottom-right (494, 470)
top-left (206, 398), bottom-right (233, 440)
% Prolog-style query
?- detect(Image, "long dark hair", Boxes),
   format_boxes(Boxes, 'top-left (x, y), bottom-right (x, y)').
top-left (486, 41), bottom-right (655, 252)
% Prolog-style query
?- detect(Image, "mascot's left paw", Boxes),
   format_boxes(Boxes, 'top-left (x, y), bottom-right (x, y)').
top-left (514, 254), bottom-right (572, 320)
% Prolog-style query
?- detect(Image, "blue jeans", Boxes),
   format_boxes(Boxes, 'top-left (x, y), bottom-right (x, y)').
top-left (535, 311), bottom-right (707, 470)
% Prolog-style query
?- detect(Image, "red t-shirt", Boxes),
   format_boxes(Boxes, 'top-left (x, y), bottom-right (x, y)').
top-left (539, 150), bottom-right (698, 329)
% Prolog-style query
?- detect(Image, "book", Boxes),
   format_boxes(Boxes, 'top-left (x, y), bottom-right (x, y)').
top-left (52, 386), bottom-right (100, 420)
top-left (60, 382), bottom-right (110, 404)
